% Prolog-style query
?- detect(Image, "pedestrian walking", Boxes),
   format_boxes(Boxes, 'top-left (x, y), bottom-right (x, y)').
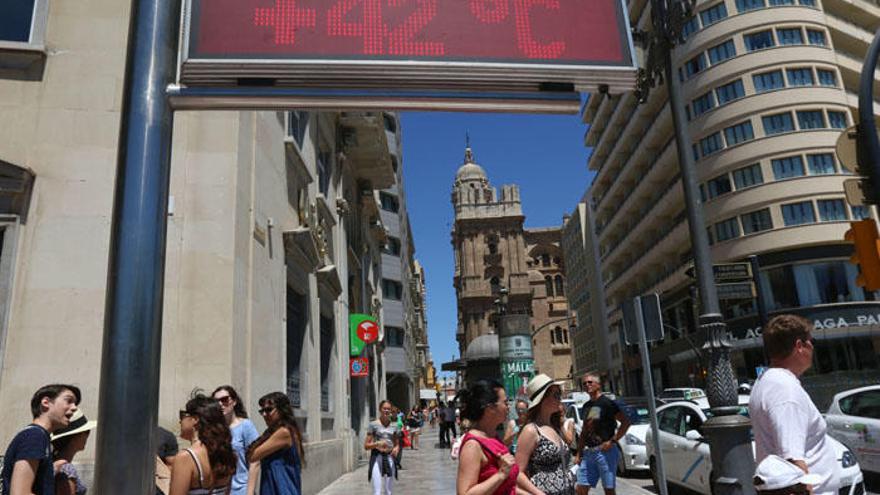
top-left (516, 374), bottom-right (575, 495)
top-left (51, 409), bottom-right (97, 495)
top-left (455, 379), bottom-right (541, 495)
top-left (750, 314), bottom-right (840, 495)
top-left (365, 400), bottom-right (400, 495)
top-left (247, 392), bottom-right (305, 495)
top-left (439, 402), bottom-right (450, 447)
top-left (753, 454), bottom-right (821, 495)
top-left (406, 407), bottom-right (422, 450)
top-left (502, 399), bottom-right (529, 454)
top-left (443, 402), bottom-right (458, 448)
top-left (1, 383), bottom-right (80, 495)
top-left (212, 385), bottom-right (259, 495)
top-left (169, 393), bottom-right (236, 495)
top-left (575, 374), bottom-right (630, 495)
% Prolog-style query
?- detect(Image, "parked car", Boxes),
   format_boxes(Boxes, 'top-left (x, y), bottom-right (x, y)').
top-left (826, 384), bottom-right (880, 476)
top-left (657, 387), bottom-right (706, 402)
top-left (565, 396), bottom-right (656, 475)
top-left (645, 396), bottom-right (865, 495)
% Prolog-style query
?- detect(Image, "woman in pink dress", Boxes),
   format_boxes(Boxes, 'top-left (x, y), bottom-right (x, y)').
top-left (455, 379), bottom-right (546, 495)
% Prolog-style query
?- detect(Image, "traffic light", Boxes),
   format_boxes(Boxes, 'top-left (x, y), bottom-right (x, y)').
top-left (845, 219), bottom-right (880, 290)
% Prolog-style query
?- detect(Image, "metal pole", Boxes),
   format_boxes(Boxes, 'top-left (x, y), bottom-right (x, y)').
top-left (93, 0), bottom-right (180, 491)
top-left (858, 29), bottom-right (880, 200)
top-left (663, 38), bottom-right (756, 495)
top-left (634, 297), bottom-right (669, 495)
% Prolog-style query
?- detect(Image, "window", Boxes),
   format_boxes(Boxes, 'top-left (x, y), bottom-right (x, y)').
top-left (763, 112), bottom-right (795, 135)
top-left (745, 30), bottom-right (775, 51)
top-left (317, 149), bottom-right (332, 196)
top-left (700, 132), bottom-right (724, 157)
top-left (736, 0), bottom-right (766, 11)
top-left (807, 154), bottom-right (836, 175)
top-left (319, 314), bottom-right (335, 412)
top-left (555, 275), bottom-right (565, 297)
top-left (684, 54), bottom-right (707, 78)
top-left (545, 276), bottom-right (554, 297)
top-left (787, 68), bottom-right (814, 86)
top-left (386, 326), bottom-right (405, 347)
top-left (760, 261), bottom-right (866, 310)
top-left (0, 0), bottom-right (39, 42)
top-left (799, 0), bottom-right (816, 4)
top-left (852, 205), bottom-right (871, 220)
top-left (828, 111), bottom-right (847, 129)
top-left (692, 144), bottom-right (700, 161)
top-left (286, 287), bottom-right (308, 409)
top-left (725, 121), bottom-right (755, 146)
top-left (692, 91), bottom-right (716, 117)
top-left (777, 27), bottom-right (804, 45)
top-left (844, 390), bottom-right (880, 419)
top-left (707, 175), bottom-right (733, 198)
top-left (287, 111), bottom-right (309, 148)
top-left (753, 70), bottom-right (785, 92)
top-left (817, 69), bottom-right (837, 87)
top-left (659, 407), bottom-right (684, 435)
top-left (383, 236), bottom-right (402, 256)
top-left (683, 17), bottom-right (700, 39)
top-left (741, 208), bottom-right (773, 233)
top-left (797, 110), bottom-right (825, 129)
top-left (716, 80), bottom-right (745, 104)
top-left (700, 184), bottom-right (708, 202)
top-left (772, 155), bottom-right (805, 179)
top-left (708, 40), bottom-right (737, 64)
top-left (782, 201), bottom-right (816, 225)
top-left (382, 279), bottom-right (403, 300)
top-left (379, 192), bottom-right (399, 212)
top-left (715, 218), bottom-right (741, 241)
top-left (818, 199), bottom-right (848, 221)
top-left (733, 164), bottom-right (764, 189)
top-left (769, 0), bottom-right (796, 4)
top-left (700, 3), bottom-right (728, 26)
top-left (807, 29), bottom-right (827, 46)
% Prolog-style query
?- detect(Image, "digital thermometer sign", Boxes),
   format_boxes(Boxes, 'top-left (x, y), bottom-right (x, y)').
top-left (179, 0), bottom-right (636, 105)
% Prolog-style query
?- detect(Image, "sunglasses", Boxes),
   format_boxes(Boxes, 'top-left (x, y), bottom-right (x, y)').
top-left (258, 406), bottom-right (276, 415)
top-left (801, 336), bottom-right (817, 347)
top-left (516, 408), bottom-right (528, 414)
top-left (215, 396), bottom-right (232, 405)
top-left (179, 410), bottom-right (193, 421)
top-left (582, 380), bottom-right (596, 387)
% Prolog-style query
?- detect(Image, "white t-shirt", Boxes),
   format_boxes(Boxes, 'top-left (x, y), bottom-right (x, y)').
top-left (749, 368), bottom-right (840, 495)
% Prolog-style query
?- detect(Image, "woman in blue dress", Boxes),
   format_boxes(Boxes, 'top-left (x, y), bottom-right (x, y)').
top-left (212, 385), bottom-right (259, 495)
top-left (247, 392), bottom-right (305, 495)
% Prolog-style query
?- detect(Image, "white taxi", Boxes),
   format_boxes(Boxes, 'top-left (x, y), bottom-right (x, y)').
top-left (826, 384), bottom-right (880, 476)
top-left (645, 396), bottom-right (865, 495)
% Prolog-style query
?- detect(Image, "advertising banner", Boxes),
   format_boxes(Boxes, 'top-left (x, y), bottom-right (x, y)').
top-left (350, 313), bottom-right (379, 356)
top-left (501, 358), bottom-right (534, 401)
top-left (350, 357), bottom-right (370, 377)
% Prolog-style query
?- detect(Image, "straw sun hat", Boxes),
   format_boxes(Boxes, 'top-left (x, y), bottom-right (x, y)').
top-left (526, 374), bottom-right (565, 410)
top-left (51, 409), bottom-right (97, 441)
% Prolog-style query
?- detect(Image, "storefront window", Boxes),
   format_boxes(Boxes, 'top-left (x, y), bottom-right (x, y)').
top-left (760, 261), bottom-right (865, 310)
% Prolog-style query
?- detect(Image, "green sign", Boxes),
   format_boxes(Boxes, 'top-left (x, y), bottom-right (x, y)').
top-left (350, 314), bottom-right (379, 356)
top-left (501, 358), bottom-right (534, 401)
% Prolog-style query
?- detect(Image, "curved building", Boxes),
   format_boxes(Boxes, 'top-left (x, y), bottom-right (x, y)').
top-left (580, 0), bottom-right (880, 402)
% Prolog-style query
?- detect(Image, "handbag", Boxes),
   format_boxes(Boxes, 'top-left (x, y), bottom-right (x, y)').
top-left (401, 428), bottom-right (412, 447)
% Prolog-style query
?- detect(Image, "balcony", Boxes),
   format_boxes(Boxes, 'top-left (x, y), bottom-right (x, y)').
top-left (339, 112), bottom-right (396, 189)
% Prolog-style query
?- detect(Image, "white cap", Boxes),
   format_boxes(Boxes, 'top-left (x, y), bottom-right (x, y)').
top-left (754, 455), bottom-right (821, 491)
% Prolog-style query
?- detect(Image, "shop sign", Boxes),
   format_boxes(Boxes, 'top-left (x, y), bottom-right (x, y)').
top-left (725, 304), bottom-right (880, 341)
top-left (350, 313), bottom-right (379, 356)
top-left (350, 357), bottom-right (370, 377)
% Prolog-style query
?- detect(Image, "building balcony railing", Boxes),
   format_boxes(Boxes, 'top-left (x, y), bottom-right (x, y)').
top-left (339, 112), bottom-right (396, 189)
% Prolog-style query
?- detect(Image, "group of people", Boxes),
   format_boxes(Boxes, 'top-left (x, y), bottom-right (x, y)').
top-left (1, 385), bottom-right (305, 495)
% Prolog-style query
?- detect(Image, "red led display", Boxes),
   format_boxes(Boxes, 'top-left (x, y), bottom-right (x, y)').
top-left (188, 0), bottom-right (631, 66)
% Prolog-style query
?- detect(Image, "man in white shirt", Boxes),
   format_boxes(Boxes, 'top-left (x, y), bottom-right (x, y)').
top-left (749, 314), bottom-right (840, 495)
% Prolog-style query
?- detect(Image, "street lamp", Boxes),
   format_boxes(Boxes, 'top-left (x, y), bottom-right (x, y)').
top-left (634, 0), bottom-right (756, 493)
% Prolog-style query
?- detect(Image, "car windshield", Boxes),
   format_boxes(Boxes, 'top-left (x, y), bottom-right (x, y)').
top-left (617, 402), bottom-right (651, 424)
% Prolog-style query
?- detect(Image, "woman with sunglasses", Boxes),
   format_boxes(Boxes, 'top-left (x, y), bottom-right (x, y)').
top-left (365, 400), bottom-right (400, 495)
top-left (515, 374), bottom-right (575, 495)
top-left (212, 386), bottom-right (259, 495)
top-left (246, 392), bottom-right (304, 495)
top-left (456, 379), bottom-right (544, 495)
top-left (170, 393), bottom-right (236, 495)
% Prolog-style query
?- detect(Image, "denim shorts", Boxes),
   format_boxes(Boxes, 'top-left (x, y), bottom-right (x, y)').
top-left (577, 446), bottom-right (619, 488)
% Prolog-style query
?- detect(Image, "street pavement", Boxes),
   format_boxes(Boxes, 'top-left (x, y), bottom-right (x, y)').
top-left (318, 424), bottom-right (655, 495)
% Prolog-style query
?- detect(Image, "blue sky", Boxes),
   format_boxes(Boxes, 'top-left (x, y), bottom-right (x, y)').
top-left (400, 112), bottom-right (594, 377)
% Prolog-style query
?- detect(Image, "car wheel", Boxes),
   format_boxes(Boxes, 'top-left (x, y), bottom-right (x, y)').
top-left (617, 445), bottom-right (628, 476)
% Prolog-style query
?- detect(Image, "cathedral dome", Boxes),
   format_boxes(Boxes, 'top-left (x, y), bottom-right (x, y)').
top-left (456, 147), bottom-right (487, 182)
top-left (465, 333), bottom-right (499, 361)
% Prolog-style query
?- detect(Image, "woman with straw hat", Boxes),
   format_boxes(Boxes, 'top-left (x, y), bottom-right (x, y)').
top-left (51, 409), bottom-right (97, 495)
top-left (515, 374), bottom-right (575, 495)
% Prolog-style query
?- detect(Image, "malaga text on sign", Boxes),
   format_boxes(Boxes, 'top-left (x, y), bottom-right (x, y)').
top-left (180, 0), bottom-right (636, 95)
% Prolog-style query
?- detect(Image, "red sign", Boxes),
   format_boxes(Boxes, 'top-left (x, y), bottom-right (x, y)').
top-left (356, 319), bottom-right (379, 344)
top-left (188, 0), bottom-right (631, 66)
top-left (350, 357), bottom-right (370, 377)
